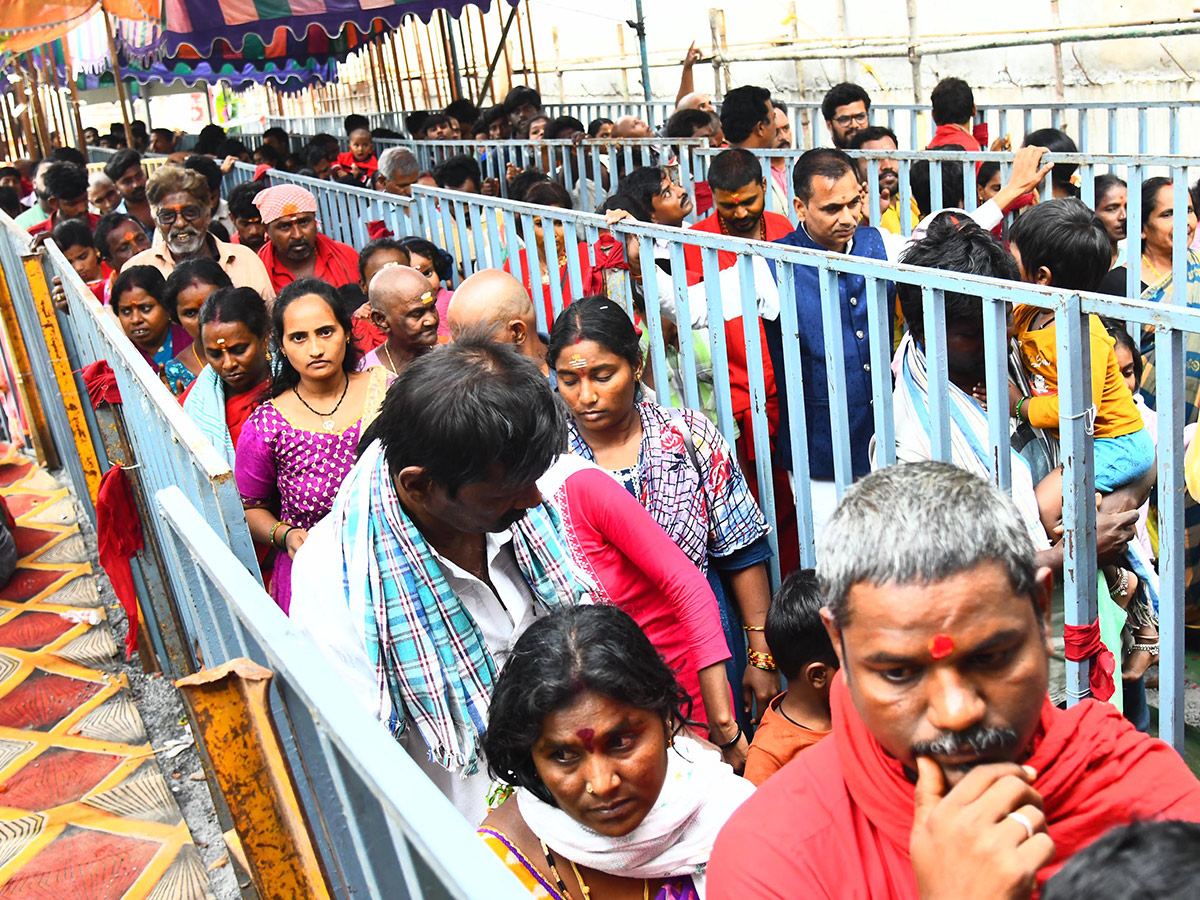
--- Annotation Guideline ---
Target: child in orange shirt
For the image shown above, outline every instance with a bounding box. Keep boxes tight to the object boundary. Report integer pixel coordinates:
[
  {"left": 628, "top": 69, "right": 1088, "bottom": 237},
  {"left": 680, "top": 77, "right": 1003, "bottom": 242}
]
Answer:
[
  {"left": 1006, "top": 200, "right": 1157, "bottom": 678},
  {"left": 335, "top": 128, "right": 378, "bottom": 184},
  {"left": 744, "top": 570, "right": 837, "bottom": 786}
]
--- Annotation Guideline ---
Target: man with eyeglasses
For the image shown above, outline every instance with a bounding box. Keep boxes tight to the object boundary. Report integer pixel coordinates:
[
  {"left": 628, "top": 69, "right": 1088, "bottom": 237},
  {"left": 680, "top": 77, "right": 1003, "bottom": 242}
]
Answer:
[
  {"left": 821, "top": 82, "right": 871, "bottom": 149},
  {"left": 123, "top": 165, "right": 275, "bottom": 301},
  {"left": 253, "top": 184, "right": 360, "bottom": 294}
]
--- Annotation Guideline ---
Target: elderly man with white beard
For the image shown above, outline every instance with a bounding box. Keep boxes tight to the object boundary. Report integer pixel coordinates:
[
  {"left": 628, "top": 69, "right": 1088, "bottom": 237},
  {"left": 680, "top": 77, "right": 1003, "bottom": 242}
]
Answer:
[{"left": 124, "top": 164, "right": 275, "bottom": 302}]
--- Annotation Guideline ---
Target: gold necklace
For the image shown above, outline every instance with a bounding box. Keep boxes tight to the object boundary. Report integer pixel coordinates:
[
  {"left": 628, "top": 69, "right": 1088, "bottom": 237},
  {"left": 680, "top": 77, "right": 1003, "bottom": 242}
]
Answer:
[
  {"left": 191, "top": 341, "right": 204, "bottom": 370},
  {"left": 380, "top": 342, "right": 398, "bottom": 375},
  {"left": 1142, "top": 253, "right": 1170, "bottom": 283}
]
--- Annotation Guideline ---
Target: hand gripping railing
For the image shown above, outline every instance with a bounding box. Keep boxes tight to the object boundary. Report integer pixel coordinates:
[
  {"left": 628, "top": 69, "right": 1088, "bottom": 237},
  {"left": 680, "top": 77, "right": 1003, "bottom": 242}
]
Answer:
[{"left": 397, "top": 182, "right": 1199, "bottom": 752}]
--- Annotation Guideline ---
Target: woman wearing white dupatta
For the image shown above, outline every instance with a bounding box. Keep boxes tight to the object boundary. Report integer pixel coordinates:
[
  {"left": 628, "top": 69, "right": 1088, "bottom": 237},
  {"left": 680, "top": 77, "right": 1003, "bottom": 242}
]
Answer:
[{"left": 479, "top": 605, "right": 753, "bottom": 900}]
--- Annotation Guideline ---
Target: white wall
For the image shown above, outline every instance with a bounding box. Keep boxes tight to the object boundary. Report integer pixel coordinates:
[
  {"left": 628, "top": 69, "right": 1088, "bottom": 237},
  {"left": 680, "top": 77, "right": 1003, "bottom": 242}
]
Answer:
[{"left": 526, "top": 0, "right": 1200, "bottom": 108}]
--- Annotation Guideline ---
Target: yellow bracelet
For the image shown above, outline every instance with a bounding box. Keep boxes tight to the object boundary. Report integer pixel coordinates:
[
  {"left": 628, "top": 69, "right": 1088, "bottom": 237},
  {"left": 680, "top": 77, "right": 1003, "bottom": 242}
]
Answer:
[
  {"left": 747, "top": 648, "right": 776, "bottom": 671},
  {"left": 269, "top": 520, "right": 291, "bottom": 548},
  {"left": 743, "top": 625, "right": 765, "bottom": 632}
]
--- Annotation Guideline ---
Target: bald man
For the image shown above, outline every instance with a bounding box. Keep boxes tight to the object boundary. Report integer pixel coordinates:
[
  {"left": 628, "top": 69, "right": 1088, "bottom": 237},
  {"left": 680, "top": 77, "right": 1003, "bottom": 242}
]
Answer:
[
  {"left": 446, "top": 269, "right": 551, "bottom": 379},
  {"left": 676, "top": 92, "right": 715, "bottom": 113},
  {"left": 613, "top": 115, "right": 654, "bottom": 139},
  {"left": 361, "top": 265, "right": 439, "bottom": 376}
]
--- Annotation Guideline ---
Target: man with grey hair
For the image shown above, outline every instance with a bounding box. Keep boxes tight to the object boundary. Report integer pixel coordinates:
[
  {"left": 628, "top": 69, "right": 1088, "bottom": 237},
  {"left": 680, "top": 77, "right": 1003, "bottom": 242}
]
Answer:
[
  {"left": 710, "top": 461, "right": 1200, "bottom": 900},
  {"left": 374, "top": 147, "right": 419, "bottom": 197},
  {"left": 123, "top": 164, "right": 274, "bottom": 298}
]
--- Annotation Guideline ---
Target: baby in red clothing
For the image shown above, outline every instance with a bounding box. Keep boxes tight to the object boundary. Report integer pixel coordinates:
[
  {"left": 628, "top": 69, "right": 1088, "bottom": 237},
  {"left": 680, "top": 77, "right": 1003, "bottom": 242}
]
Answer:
[{"left": 335, "top": 128, "right": 378, "bottom": 184}]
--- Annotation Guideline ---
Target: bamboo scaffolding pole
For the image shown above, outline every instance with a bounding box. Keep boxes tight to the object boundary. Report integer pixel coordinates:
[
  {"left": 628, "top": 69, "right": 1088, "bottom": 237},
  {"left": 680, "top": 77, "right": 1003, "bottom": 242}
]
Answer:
[
  {"left": 23, "top": 56, "right": 50, "bottom": 157},
  {"left": 514, "top": 3, "right": 530, "bottom": 84},
  {"left": 4, "top": 93, "right": 25, "bottom": 158},
  {"left": 460, "top": 15, "right": 479, "bottom": 104},
  {"left": 37, "top": 52, "right": 64, "bottom": 147},
  {"left": 366, "top": 41, "right": 386, "bottom": 113},
  {"left": 398, "top": 24, "right": 419, "bottom": 110},
  {"left": 411, "top": 21, "right": 431, "bottom": 108},
  {"left": 102, "top": 12, "right": 134, "bottom": 148},
  {"left": 525, "top": 0, "right": 541, "bottom": 94},
  {"left": 60, "top": 41, "right": 87, "bottom": 154},
  {"left": 387, "top": 31, "right": 410, "bottom": 112},
  {"left": 422, "top": 20, "right": 444, "bottom": 107},
  {"left": 476, "top": 6, "right": 495, "bottom": 105}
]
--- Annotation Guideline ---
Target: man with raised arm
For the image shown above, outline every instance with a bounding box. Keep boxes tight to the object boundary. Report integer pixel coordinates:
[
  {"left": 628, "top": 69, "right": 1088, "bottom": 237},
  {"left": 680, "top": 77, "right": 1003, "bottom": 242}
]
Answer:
[{"left": 709, "top": 461, "right": 1200, "bottom": 900}]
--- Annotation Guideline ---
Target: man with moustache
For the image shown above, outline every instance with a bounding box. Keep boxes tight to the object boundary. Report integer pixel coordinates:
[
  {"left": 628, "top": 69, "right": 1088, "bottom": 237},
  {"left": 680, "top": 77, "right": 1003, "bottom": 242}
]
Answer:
[
  {"left": 103, "top": 149, "right": 155, "bottom": 232},
  {"left": 289, "top": 340, "right": 587, "bottom": 825},
  {"left": 821, "top": 82, "right": 872, "bottom": 149},
  {"left": 359, "top": 265, "right": 440, "bottom": 377},
  {"left": 254, "top": 184, "right": 359, "bottom": 293},
  {"left": 848, "top": 125, "right": 914, "bottom": 234},
  {"left": 710, "top": 462, "right": 1200, "bottom": 900},
  {"left": 123, "top": 165, "right": 274, "bottom": 300}
]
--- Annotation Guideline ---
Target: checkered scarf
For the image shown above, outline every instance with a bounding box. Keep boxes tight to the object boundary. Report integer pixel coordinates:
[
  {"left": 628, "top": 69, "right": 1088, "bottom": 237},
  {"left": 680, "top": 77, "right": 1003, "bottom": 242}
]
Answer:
[{"left": 332, "top": 440, "right": 586, "bottom": 774}]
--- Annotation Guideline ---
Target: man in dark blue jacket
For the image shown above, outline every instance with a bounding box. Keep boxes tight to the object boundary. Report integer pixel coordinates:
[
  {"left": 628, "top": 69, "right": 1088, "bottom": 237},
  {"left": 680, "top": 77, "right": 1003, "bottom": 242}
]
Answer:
[{"left": 767, "top": 148, "right": 895, "bottom": 538}]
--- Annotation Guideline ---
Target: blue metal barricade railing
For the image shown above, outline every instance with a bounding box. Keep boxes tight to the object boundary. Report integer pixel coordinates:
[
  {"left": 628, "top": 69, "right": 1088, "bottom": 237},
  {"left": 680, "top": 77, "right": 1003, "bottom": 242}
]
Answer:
[
  {"left": 271, "top": 99, "right": 1200, "bottom": 154},
  {"left": 153, "top": 487, "right": 532, "bottom": 900},
  {"left": 28, "top": 228, "right": 264, "bottom": 673},
  {"left": 690, "top": 145, "right": 1200, "bottom": 299},
  {"left": 390, "top": 182, "right": 1198, "bottom": 753},
  {"left": 0, "top": 213, "right": 533, "bottom": 900}
]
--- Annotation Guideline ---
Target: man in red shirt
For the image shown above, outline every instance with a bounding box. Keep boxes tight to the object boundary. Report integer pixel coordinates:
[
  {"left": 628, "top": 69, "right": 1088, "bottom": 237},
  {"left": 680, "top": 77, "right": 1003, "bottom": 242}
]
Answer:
[
  {"left": 709, "top": 462, "right": 1200, "bottom": 900},
  {"left": 255, "top": 185, "right": 360, "bottom": 293},
  {"left": 27, "top": 163, "right": 98, "bottom": 238},
  {"left": 683, "top": 148, "right": 796, "bottom": 573},
  {"left": 927, "top": 77, "right": 984, "bottom": 151}
]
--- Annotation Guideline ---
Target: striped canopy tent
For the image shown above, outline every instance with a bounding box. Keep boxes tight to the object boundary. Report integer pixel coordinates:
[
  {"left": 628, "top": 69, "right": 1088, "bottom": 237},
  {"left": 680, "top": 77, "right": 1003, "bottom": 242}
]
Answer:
[
  {"left": 164, "top": 0, "right": 516, "bottom": 55},
  {"left": 57, "top": 15, "right": 354, "bottom": 92},
  {"left": 0, "top": 0, "right": 158, "bottom": 56},
  {"left": 71, "top": 55, "right": 338, "bottom": 92}
]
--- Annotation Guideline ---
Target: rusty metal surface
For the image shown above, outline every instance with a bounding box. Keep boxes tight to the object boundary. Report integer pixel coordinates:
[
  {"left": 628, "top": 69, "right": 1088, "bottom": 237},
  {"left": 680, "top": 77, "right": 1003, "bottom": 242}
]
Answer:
[{"left": 177, "top": 659, "right": 333, "bottom": 900}]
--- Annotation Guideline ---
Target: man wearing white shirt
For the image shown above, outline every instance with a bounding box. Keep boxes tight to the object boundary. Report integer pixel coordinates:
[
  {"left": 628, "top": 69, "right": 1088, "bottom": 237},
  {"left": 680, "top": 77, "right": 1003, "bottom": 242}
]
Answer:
[{"left": 290, "top": 341, "right": 588, "bottom": 825}]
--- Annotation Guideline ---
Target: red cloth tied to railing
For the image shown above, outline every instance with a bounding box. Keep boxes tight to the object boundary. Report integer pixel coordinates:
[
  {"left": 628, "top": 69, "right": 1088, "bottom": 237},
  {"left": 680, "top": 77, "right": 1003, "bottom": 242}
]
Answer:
[
  {"left": 96, "top": 466, "right": 143, "bottom": 660},
  {"left": 81, "top": 360, "right": 121, "bottom": 407},
  {"left": 1063, "top": 618, "right": 1116, "bottom": 701}
]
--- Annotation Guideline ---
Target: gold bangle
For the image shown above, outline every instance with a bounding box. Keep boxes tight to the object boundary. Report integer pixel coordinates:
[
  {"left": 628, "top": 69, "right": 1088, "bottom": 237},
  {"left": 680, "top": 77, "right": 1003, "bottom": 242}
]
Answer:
[
  {"left": 268, "top": 521, "right": 285, "bottom": 547},
  {"left": 747, "top": 648, "right": 776, "bottom": 671},
  {"left": 743, "top": 625, "right": 765, "bottom": 632}
]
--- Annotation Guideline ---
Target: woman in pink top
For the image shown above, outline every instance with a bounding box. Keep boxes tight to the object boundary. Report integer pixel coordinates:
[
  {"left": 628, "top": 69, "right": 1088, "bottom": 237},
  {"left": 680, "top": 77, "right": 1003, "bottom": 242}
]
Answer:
[{"left": 539, "top": 455, "right": 747, "bottom": 771}]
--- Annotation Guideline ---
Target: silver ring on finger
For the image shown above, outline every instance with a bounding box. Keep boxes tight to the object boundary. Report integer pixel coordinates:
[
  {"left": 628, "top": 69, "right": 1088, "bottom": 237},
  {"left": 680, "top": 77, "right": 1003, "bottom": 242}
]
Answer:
[{"left": 1006, "top": 810, "right": 1034, "bottom": 839}]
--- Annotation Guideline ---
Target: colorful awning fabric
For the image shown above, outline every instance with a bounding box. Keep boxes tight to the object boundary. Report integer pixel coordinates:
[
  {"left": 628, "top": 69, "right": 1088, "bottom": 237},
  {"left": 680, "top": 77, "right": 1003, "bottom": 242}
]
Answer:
[
  {"left": 163, "top": 0, "right": 515, "bottom": 55},
  {"left": 0, "top": 0, "right": 158, "bottom": 56},
  {"left": 75, "top": 55, "right": 338, "bottom": 91}
]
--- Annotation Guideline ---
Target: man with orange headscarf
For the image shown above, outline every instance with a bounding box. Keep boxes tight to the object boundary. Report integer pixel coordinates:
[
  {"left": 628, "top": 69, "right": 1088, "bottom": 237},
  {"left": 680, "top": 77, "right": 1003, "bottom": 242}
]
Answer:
[{"left": 254, "top": 185, "right": 360, "bottom": 294}]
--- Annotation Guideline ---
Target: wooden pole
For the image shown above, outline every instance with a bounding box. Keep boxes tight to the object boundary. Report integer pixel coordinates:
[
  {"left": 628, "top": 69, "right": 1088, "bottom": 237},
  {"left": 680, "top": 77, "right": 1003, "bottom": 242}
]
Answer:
[
  {"left": 14, "top": 90, "right": 33, "bottom": 158},
  {"left": 365, "top": 42, "right": 384, "bottom": 113},
  {"left": 459, "top": 15, "right": 478, "bottom": 105},
  {"left": 387, "top": 32, "right": 409, "bottom": 112},
  {"left": 398, "top": 25, "right": 418, "bottom": 110},
  {"left": 422, "top": 21, "right": 444, "bottom": 107},
  {"left": 102, "top": 12, "right": 135, "bottom": 148},
  {"left": 60, "top": 41, "right": 88, "bottom": 154},
  {"left": 498, "top": 1, "right": 514, "bottom": 97},
  {"left": 524, "top": 0, "right": 541, "bottom": 94},
  {"left": 43, "top": 46, "right": 75, "bottom": 149},
  {"left": 23, "top": 56, "right": 50, "bottom": 157},
  {"left": 37, "top": 51, "right": 64, "bottom": 148},
  {"left": 476, "top": 7, "right": 495, "bottom": 104},
  {"left": 411, "top": 20, "right": 431, "bottom": 108},
  {"left": 513, "top": 4, "right": 530, "bottom": 88},
  {"left": 375, "top": 39, "right": 397, "bottom": 113}
]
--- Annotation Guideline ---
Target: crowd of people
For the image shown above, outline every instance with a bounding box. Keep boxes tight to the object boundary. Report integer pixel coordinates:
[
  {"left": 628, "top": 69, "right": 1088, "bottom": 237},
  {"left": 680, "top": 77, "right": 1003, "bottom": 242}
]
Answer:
[{"left": 5, "top": 60, "right": 1200, "bottom": 900}]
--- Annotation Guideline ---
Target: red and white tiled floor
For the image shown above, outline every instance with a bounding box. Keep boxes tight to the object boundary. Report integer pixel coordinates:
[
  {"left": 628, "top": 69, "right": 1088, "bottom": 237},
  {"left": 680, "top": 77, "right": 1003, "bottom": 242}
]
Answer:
[{"left": 0, "top": 443, "right": 210, "bottom": 900}]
